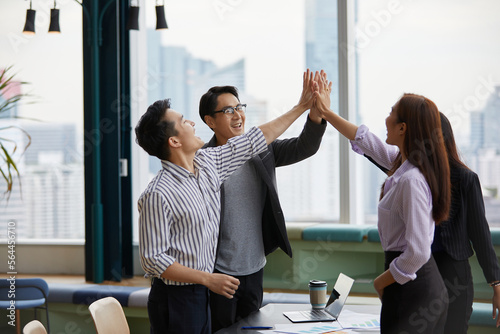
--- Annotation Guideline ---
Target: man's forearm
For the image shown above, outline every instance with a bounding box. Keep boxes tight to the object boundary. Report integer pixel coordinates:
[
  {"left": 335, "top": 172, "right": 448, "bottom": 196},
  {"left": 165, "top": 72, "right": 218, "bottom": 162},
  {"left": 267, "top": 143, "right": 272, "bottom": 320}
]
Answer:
[
  {"left": 258, "top": 104, "right": 307, "bottom": 145},
  {"left": 161, "top": 262, "right": 210, "bottom": 285},
  {"left": 160, "top": 262, "right": 240, "bottom": 299}
]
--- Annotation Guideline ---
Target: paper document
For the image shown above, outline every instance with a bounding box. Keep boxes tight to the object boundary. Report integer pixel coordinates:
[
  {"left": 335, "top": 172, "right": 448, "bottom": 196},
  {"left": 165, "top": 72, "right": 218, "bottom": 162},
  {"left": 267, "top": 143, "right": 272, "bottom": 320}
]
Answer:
[
  {"left": 271, "top": 322, "right": 343, "bottom": 333},
  {"left": 337, "top": 310, "right": 380, "bottom": 330}
]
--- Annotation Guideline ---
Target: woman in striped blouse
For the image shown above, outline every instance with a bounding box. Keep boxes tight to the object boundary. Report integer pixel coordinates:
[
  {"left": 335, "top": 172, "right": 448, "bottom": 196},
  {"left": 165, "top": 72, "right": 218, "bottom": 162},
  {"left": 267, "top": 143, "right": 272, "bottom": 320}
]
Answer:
[
  {"left": 364, "top": 112, "right": 500, "bottom": 332},
  {"left": 313, "top": 76, "right": 450, "bottom": 333}
]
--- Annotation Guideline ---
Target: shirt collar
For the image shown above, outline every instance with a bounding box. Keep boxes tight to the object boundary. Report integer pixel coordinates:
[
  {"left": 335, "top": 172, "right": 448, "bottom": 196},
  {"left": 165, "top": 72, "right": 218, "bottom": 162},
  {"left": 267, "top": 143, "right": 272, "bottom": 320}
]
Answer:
[
  {"left": 390, "top": 159, "right": 414, "bottom": 184},
  {"left": 161, "top": 160, "right": 193, "bottom": 181},
  {"left": 384, "top": 159, "right": 415, "bottom": 192}
]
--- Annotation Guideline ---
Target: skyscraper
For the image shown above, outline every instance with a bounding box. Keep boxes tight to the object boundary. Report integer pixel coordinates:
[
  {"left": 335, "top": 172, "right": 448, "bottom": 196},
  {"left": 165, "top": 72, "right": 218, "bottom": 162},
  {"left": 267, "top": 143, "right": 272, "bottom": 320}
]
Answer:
[
  {"left": 468, "top": 85, "right": 500, "bottom": 225},
  {"left": 276, "top": 0, "right": 341, "bottom": 222},
  {"left": 305, "top": 0, "right": 339, "bottom": 112},
  {"left": 0, "top": 123, "right": 84, "bottom": 239},
  {"left": 470, "top": 110, "right": 484, "bottom": 152},
  {"left": 145, "top": 34, "right": 266, "bottom": 178},
  {"left": 481, "top": 86, "right": 500, "bottom": 151}
]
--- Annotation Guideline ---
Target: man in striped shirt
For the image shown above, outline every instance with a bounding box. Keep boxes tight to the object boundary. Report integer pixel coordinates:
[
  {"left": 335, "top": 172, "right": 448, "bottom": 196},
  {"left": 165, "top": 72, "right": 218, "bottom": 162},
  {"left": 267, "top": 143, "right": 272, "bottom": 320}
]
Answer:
[{"left": 135, "top": 75, "right": 315, "bottom": 334}]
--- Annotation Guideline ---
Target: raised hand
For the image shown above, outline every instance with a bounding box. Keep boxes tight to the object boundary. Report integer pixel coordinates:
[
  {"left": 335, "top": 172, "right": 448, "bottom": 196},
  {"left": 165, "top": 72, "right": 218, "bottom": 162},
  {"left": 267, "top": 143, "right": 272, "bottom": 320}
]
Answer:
[
  {"left": 312, "top": 70, "right": 333, "bottom": 118},
  {"left": 297, "top": 69, "right": 316, "bottom": 110},
  {"left": 310, "top": 70, "right": 358, "bottom": 140}
]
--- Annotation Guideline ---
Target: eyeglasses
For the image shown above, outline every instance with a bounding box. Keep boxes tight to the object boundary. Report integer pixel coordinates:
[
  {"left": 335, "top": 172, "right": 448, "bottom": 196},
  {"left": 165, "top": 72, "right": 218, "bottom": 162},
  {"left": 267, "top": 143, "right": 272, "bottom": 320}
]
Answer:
[{"left": 213, "top": 104, "right": 247, "bottom": 116}]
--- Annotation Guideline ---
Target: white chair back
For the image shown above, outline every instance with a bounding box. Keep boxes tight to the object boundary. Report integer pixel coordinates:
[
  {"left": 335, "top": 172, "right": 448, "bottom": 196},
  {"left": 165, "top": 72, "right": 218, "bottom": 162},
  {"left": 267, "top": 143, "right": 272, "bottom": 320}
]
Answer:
[
  {"left": 23, "top": 320, "right": 47, "bottom": 334},
  {"left": 88, "top": 297, "right": 130, "bottom": 334}
]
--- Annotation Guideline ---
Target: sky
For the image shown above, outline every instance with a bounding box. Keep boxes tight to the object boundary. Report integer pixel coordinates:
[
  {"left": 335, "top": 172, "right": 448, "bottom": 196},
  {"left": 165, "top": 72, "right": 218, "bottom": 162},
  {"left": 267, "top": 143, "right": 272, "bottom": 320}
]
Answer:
[
  {"left": 355, "top": 0, "right": 500, "bottom": 140},
  {"left": 1, "top": 0, "right": 499, "bottom": 227},
  {"left": 143, "top": 0, "right": 500, "bottom": 142},
  {"left": 143, "top": 0, "right": 307, "bottom": 113},
  {"left": 1, "top": 0, "right": 500, "bottom": 145}
]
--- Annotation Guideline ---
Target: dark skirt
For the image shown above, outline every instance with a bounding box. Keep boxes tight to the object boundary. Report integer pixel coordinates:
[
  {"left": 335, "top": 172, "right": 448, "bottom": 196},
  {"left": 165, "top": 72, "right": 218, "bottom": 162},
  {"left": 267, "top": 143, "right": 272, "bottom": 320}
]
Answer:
[{"left": 380, "top": 251, "right": 448, "bottom": 334}]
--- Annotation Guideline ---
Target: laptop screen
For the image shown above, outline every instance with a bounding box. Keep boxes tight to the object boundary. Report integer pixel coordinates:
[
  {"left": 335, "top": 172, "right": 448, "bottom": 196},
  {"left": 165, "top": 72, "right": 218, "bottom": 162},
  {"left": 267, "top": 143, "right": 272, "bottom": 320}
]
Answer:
[{"left": 324, "top": 273, "right": 355, "bottom": 318}]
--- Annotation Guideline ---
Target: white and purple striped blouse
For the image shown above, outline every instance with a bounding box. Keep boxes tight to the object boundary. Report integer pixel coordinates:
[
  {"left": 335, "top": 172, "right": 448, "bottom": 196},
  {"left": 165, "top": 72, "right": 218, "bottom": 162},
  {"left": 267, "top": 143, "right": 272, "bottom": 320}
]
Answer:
[{"left": 351, "top": 125, "right": 434, "bottom": 284}]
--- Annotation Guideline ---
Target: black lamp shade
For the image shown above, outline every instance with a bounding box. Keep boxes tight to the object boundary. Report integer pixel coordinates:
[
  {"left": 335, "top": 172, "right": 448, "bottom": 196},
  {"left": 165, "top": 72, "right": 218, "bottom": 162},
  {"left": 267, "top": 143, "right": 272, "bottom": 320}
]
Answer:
[
  {"left": 49, "top": 8, "right": 61, "bottom": 33},
  {"left": 155, "top": 5, "right": 168, "bottom": 30},
  {"left": 23, "top": 9, "right": 36, "bottom": 34},
  {"left": 126, "top": 6, "right": 139, "bottom": 30}
]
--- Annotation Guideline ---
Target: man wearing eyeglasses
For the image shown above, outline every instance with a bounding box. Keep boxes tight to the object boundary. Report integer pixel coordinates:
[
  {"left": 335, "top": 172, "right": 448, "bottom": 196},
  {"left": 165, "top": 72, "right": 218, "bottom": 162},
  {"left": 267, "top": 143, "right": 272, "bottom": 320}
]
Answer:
[
  {"left": 136, "top": 71, "right": 321, "bottom": 333},
  {"left": 199, "top": 71, "right": 327, "bottom": 332}
]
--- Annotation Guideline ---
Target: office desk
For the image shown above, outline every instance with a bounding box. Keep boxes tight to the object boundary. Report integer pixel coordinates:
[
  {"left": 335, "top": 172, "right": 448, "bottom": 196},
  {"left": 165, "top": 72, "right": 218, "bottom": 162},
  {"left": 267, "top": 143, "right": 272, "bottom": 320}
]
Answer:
[{"left": 215, "top": 303, "right": 381, "bottom": 334}]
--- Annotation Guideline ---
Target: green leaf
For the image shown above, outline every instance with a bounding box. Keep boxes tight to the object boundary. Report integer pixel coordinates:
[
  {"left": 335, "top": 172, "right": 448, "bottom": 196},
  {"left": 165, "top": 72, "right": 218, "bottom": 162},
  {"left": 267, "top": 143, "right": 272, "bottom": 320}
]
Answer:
[{"left": 0, "top": 65, "right": 34, "bottom": 198}]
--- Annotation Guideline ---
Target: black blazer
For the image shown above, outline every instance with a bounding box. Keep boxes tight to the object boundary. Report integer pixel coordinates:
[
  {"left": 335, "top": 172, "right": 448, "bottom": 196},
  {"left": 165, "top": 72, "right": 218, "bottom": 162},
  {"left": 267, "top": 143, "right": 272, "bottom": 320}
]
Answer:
[
  {"left": 204, "top": 116, "right": 326, "bottom": 258},
  {"left": 438, "top": 166, "right": 500, "bottom": 282},
  {"left": 365, "top": 155, "right": 500, "bottom": 283}
]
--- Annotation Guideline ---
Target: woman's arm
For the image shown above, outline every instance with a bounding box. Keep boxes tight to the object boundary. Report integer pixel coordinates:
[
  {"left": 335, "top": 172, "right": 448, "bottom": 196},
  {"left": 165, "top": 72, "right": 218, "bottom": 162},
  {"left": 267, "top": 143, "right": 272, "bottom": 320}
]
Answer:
[
  {"left": 312, "top": 71, "right": 358, "bottom": 140},
  {"left": 389, "top": 177, "right": 434, "bottom": 284},
  {"left": 312, "top": 71, "right": 397, "bottom": 169},
  {"left": 374, "top": 269, "right": 396, "bottom": 300}
]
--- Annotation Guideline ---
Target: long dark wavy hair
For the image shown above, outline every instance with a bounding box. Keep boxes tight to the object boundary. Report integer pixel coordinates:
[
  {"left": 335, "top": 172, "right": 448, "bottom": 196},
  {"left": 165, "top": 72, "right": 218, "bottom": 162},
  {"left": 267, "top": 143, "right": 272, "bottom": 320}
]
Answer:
[
  {"left": 440, "top": 112, "right": 470, "bottom": 171},
  {"left": 382, "top": 93, "right": 451, "bottom": 224}
]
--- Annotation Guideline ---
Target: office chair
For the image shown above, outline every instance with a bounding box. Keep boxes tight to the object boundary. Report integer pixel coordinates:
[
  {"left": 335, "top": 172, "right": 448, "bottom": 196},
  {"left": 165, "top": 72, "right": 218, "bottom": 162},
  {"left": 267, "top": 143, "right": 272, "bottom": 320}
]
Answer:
[
  {"left": 23, "top": 320, "right": 48, "bottom": 334},
  {"left": 0, "top": 278, "right": 50, "bottom": 334},
  {"left": 89, "top": 296, "right": 130, "bottom": 334}
]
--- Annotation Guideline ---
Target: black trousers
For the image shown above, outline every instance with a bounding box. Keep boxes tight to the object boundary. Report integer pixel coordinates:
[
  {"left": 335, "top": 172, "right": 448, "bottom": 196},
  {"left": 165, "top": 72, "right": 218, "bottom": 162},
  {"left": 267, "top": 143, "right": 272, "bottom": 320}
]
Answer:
[
  {"left": 210, "top": 268, "right": 264, "bottom": 333},
  {"left": 381, "top": 251, "right": 448, "bottom": 334},
  {"left": 148, "top": 278, "right": 211, "bottom": 334},
  {"left": 433, "top": 251, "right": 473, "bottom": 334}
]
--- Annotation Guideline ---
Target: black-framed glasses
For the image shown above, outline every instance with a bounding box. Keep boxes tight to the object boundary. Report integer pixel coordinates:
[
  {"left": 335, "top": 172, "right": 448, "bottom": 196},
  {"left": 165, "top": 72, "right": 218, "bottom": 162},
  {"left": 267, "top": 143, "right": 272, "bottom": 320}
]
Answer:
[{"left": 213, "top": 104, "right": 247, "bottom": 115}]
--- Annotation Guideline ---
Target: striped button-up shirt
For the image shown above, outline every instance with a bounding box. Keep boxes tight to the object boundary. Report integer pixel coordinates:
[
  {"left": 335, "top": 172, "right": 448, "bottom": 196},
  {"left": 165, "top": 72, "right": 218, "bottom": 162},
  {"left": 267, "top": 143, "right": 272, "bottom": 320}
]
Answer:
[
  {"left": 351, "top": 125, "right": 434, "bottom": 284},
  {"left": 138, "top": 127, "right": 267, "bottom": 285}
]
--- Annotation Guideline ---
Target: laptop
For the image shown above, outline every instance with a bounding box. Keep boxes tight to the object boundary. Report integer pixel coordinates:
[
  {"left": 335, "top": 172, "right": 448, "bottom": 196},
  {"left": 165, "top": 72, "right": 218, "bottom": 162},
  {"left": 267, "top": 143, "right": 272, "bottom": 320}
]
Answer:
[{"left": 283, "top": 273, "right": 355, "bottom": 323}]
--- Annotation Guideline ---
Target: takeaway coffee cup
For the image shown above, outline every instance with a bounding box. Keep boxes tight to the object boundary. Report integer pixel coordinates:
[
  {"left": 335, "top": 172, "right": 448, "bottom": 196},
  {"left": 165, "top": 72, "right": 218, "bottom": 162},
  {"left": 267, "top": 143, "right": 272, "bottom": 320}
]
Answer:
[{"left": 309, "top": 280, "right": 327, "bottom": 309}]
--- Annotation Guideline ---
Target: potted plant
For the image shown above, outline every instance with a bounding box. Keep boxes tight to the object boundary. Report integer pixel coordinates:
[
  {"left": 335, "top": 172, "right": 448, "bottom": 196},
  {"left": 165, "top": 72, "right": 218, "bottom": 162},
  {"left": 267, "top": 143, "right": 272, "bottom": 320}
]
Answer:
[{"left": 0, "top": 65, "right": 32, "bottom": 199}]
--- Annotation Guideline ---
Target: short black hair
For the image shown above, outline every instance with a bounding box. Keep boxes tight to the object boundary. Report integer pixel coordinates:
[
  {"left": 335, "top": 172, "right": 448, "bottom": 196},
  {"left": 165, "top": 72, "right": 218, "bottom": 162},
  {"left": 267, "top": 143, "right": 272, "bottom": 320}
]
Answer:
[
  {"left": 135, "top": 99, "right": 177, "bottom": 160},
  {"left": 199, "top": 86, "right": 239, "bottom": 123}
]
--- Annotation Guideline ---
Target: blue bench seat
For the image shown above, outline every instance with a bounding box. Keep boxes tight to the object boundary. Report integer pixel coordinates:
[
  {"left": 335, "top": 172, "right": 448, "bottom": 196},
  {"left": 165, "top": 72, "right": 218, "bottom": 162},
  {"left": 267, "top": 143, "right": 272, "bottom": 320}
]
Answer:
[
  {"left": 302, "top": 224, "right": 374, "bottom": 242},
  {"left": 48, "top": 283, "right": 149, "bottom": 307}
]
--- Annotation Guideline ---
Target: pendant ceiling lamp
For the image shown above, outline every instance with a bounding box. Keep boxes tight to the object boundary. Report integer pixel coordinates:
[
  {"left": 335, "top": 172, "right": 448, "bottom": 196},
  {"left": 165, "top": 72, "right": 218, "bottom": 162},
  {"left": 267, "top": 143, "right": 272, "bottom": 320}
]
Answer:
[
  {"left": 48, "top": 1, "right": 61, "bottom": 33},
  {"left": 126, "top": 0, "right": 139, "bottom": 30},
  {"left": 23, "top": 0, "right": 36, "bottom": 35},
  {"left": 156, "top": 1, "right": 168, "bottom": 30}
]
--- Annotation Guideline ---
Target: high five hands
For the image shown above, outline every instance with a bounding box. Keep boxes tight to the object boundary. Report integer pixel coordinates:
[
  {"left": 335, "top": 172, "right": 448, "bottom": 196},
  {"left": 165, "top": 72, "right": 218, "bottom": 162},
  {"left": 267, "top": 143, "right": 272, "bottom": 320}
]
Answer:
[
  {"left": 298, "top": 69, "right": 332, "bottom": 112},
  {"left": 309, "top": 70, "right": 333, "bottom": 120}
]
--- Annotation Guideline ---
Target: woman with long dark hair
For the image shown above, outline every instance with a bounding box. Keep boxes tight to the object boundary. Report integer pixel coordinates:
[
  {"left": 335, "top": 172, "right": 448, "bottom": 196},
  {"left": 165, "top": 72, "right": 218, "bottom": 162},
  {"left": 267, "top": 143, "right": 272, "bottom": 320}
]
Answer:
[
  {"left": 313, "top": 75, "right": 450, "bottom": 333},
  {"left": 432, "top": 113, "right": 500, "bottom": 332}
]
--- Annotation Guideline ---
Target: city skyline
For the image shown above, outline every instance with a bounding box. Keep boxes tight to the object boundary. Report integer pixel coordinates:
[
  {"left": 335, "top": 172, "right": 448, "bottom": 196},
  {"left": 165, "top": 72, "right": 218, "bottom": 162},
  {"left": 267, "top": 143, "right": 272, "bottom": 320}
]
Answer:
[
  {"left": 1, "top": 0, "right": 500, "bottom": 239},
  {"left": 2, "top": 1, "right": 500, "bottom": 134}
]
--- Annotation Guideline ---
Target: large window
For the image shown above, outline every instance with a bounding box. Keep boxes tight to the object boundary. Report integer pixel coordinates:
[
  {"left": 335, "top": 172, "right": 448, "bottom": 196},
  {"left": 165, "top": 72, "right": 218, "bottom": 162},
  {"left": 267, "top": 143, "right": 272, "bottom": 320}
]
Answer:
[
  {"left": 131, "top": 0, "right": 342, "bottom": 239},
  {"left": 0, "top": 0, "right": 496, "bottom": 260},
  {"left": 2, "top": 0, "right": 497, "bottom": 246},
  {"left": 355, "top": 0, "right": 500, "bottom": 226},
  {"left": 131, "top": 0, "right": 500, "bottom": 237},
  {"left": 0, "top": 1, "right": 84, "bottom": 241}
]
